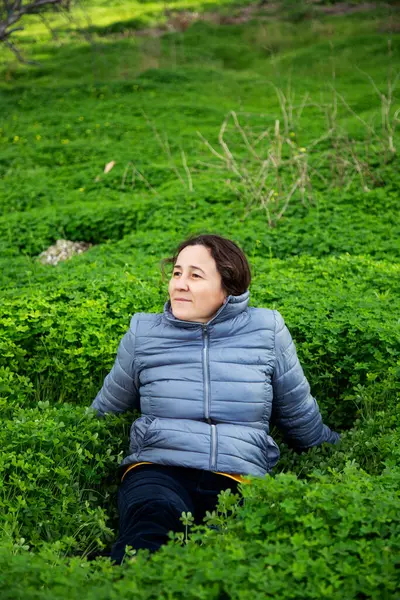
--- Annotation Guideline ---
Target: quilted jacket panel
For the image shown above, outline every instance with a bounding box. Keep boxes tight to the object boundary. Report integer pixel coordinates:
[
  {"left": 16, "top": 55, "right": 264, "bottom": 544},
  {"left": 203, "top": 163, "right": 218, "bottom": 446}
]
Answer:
[{"left": 91, "top": 291, "right": 339, "bottom": 476}]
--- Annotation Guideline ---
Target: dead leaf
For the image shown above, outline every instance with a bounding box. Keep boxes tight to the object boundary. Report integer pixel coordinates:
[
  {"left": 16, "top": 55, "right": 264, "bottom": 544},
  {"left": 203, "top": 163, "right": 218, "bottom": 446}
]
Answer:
[{"left": 104, "top": 160, "right": 116, "bottom": 174}]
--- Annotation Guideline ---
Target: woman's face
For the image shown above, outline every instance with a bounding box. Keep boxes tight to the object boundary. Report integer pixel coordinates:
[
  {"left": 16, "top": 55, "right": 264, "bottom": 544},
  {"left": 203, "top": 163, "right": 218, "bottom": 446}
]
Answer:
[{"left": 168, "top": 244, "right": 227, "bottom": 323}]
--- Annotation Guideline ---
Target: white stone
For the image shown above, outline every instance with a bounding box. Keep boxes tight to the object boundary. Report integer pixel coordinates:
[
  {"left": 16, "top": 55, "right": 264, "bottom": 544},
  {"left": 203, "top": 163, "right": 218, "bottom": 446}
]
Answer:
[{"left": 37, "top": 239, "right": 93, "bottom": 266}]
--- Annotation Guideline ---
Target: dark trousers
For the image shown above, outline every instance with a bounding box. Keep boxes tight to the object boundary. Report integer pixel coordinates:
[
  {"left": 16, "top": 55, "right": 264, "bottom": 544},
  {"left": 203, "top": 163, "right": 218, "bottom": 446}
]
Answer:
[{"left": 110, "top": 464, "right": 240, "bottom": 564}]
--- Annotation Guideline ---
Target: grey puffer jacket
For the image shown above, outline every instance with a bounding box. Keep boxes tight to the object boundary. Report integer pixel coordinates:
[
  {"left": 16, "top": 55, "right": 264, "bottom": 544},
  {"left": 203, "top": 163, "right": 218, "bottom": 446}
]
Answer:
[{"left": 91, "top": 291, "right": 339, "bottom": 477}]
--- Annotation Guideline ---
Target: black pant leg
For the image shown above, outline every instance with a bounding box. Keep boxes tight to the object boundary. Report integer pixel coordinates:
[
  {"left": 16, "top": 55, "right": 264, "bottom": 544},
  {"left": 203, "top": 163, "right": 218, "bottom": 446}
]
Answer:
[
  {"left": 193, "top": 472, "right": 240, "bottom": 523},
  {"left": 110, "top": 466, "right": 196, "bottom": 564}
]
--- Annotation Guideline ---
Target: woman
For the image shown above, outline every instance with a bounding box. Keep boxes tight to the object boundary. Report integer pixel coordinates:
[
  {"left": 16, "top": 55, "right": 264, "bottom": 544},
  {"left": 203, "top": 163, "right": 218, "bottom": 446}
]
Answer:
[{"left": 90, "top": 234, "right": 339, "bottom": 564}]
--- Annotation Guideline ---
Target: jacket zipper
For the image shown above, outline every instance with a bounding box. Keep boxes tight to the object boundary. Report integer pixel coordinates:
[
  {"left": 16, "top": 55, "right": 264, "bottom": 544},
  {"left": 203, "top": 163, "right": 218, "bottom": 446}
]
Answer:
[
  {"left": 202, "top": 325, "right": 217, "bottom": 470},
  {"left": 202, "top": 325, "right": 211, "bottom": 421},
  {"left": 210, "top": 424, "right": 217, "bottom": 471}
]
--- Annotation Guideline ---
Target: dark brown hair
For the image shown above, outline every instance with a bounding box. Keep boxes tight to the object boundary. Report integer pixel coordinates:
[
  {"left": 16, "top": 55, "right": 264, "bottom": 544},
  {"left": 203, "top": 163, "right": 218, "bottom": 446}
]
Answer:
[{"left": 161, "top": 234, "right": 251, "bottom": 296}]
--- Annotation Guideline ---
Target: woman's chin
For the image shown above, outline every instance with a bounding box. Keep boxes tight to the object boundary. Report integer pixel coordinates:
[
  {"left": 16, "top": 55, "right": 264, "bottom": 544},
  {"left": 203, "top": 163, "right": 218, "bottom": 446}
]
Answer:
[
  {"left": 172, "top": 306, "right": 200, "bottom": 322},
  {"left": 172, "top": 306, "right": 191, "bottom": 319}
]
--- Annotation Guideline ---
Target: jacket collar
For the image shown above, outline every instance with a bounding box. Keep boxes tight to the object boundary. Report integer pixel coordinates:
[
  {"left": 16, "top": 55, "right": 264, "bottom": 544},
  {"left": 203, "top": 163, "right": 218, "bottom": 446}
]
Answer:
[{"left": 163, "top": 290, "right": 250, "bottom": 328}]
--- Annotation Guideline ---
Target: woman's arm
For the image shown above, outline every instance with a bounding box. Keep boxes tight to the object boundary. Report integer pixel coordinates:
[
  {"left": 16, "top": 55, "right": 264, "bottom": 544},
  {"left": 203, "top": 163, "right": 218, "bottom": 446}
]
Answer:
[
  {"left": 271, "top": 310, "right": 339, "bottom": 450},
  {"left": 90, "top": 314, "right": 140, "bottom": 417}
]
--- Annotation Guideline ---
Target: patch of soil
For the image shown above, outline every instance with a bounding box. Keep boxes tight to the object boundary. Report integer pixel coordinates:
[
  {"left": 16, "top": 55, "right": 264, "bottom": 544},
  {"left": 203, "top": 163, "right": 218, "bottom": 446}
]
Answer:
[
  {"left": 315, "top": 2, "right": 381, "bottom": 17},
  {"left": 378, "top": 18, "right": 400, "bottom": 33},
  {"left": 109, "top": 1, "right": 394, "bottom": 40}
]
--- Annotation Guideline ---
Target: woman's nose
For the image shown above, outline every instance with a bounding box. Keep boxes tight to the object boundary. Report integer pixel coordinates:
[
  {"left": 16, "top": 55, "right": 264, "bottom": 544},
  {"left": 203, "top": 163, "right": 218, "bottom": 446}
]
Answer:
[{"left": 176, "top": 276, "right": 189, "bottom": 290}]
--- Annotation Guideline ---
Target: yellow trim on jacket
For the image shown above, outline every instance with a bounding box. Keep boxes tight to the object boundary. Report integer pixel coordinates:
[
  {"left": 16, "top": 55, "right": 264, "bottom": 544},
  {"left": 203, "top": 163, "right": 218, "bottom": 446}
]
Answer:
[{"left": 120, "top": 462, "right": 249, "bottom": 484}]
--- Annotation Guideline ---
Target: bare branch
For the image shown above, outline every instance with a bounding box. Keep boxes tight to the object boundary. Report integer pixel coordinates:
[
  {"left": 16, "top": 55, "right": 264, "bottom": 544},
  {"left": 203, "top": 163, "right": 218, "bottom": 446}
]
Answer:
[
  {"left": 1, "top": 0, "right": 70, "bottom": 61},
  {"left": 6, "top": 26, "right": 24, "bottom": 34},
  {"left": 3, "top": 37, "right": 39, "bottom": 64},
  {"left": 38, "top": 11, "right": 59, "bottom": 40}
]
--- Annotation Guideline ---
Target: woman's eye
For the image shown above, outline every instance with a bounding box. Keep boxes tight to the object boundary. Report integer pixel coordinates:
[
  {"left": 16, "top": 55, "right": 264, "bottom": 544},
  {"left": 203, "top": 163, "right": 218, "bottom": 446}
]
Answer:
[{"left": 173, "top": 271, "right": 201, "bottom": 278}]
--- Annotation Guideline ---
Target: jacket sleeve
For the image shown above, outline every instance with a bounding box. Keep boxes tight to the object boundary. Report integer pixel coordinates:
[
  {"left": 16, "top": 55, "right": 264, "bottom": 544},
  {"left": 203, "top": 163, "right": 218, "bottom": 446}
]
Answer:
[
  {"left": 271, "top": 310, "right": 340, "bottom": 450},
  {"left": 90, "top": 314, "right": 140, "bottom": 417}
]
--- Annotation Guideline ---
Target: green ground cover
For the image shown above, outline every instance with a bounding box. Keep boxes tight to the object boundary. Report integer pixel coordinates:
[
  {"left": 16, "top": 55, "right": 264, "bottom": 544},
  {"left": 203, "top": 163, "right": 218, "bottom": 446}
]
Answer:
[{"left": 1, "top": 1, "right": 400, "bottom": 597}]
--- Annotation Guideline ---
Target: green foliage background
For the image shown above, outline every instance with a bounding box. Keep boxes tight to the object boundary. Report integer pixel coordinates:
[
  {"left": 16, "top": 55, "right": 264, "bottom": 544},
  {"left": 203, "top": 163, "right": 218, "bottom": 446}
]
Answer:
[{"left": 0, "top": 0, "right": 400, "bottom": 597}]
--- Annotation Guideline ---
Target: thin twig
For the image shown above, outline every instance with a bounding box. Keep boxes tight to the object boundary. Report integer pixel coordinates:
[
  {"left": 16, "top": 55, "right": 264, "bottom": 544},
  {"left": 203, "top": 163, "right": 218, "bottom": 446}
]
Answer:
[
  {"left": 231, "top": 111, "right": 261, "bottom": 161},
  {"left": 141, "top": 109, "right": 188, "bottom": 189},
  {"left": 253, "top": 129, "right": 270, "bottom": 147},
  {"left": 121, "top": 161, "right": 157, "bottom": 194},
  {"left": 331, "top": 85, "right": 377, "bottom": 138},
  {"left": 297, "top": 92, "right": 309, "bottom": 122},
  {"left": 38, "top": 12, "right": 59, "bottom": 40},
  {"left": 197, "top": 131, "right": 226, "bottom": 162},
  {"left": 181, "top": 149, "right": 193, "bottom": 192},
  {"left": 276, "top": 180, "right": 299, "bottom": 221},
  {"left": 218, "top": 117, "right": 243, "bottom": 180},
  {"left": 3, "top": 38, "right": 39, "bottom": 64}
]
